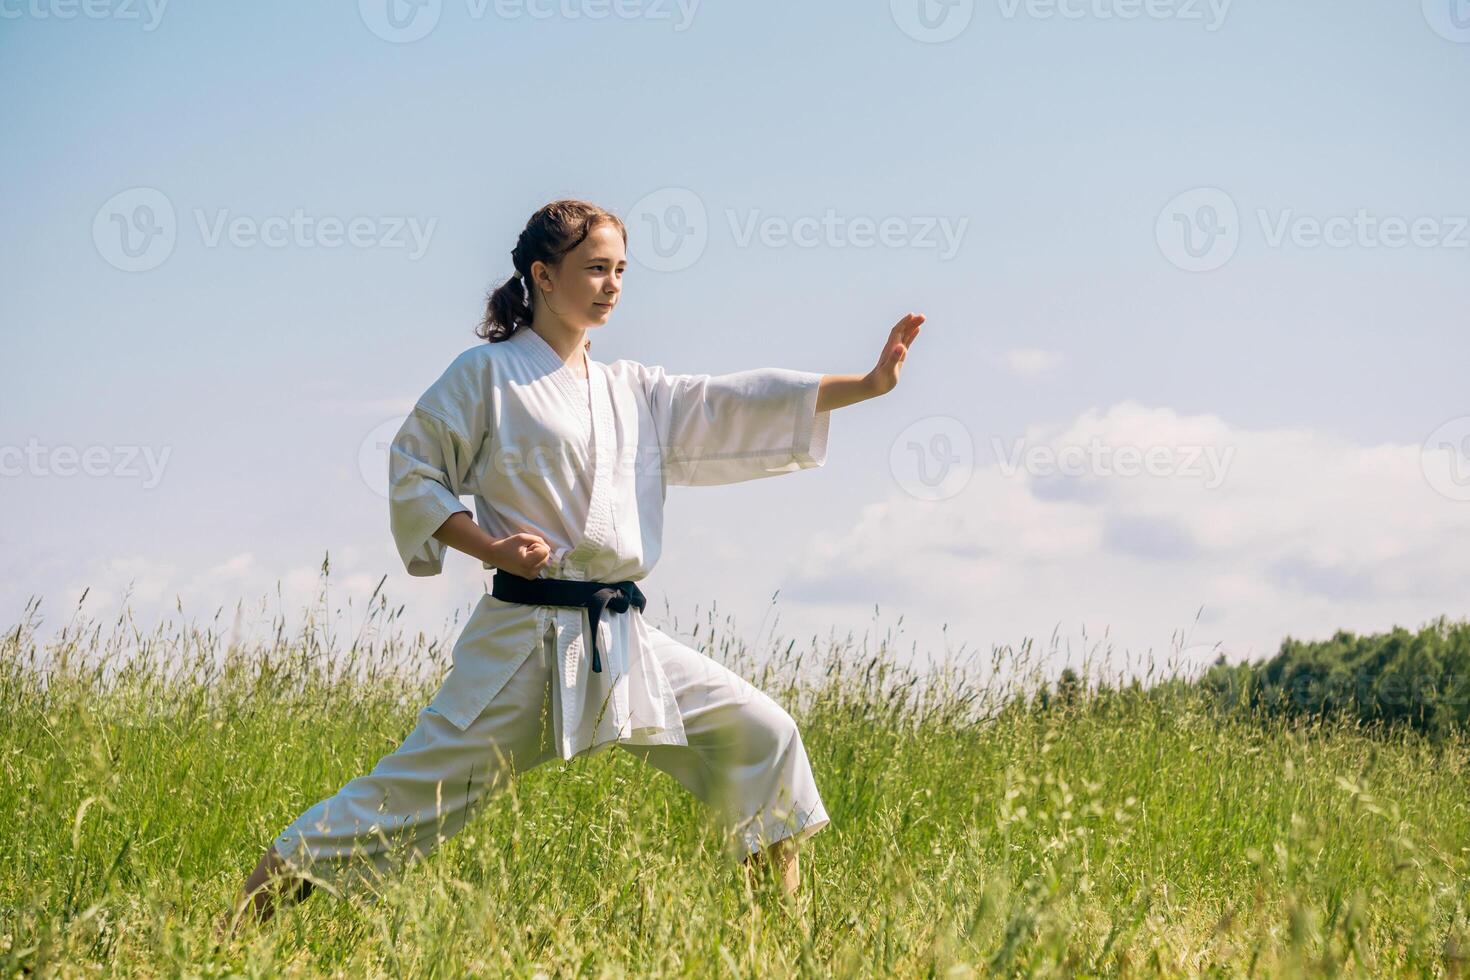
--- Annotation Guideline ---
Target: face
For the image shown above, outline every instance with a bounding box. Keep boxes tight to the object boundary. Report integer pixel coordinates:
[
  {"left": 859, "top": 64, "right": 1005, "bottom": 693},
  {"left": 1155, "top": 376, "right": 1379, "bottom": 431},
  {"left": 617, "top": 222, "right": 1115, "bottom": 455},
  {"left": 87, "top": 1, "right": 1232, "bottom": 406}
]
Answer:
[{"left": 531, "top": 221, "right": 625, "bottom": 330}]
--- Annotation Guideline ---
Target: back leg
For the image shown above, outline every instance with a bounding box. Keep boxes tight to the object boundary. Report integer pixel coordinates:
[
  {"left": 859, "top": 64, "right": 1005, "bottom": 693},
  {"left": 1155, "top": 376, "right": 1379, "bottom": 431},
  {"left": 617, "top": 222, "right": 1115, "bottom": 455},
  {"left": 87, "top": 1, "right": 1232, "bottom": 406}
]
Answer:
[{"left": 225, "top": 635, "right": 558, "bottom": 932}]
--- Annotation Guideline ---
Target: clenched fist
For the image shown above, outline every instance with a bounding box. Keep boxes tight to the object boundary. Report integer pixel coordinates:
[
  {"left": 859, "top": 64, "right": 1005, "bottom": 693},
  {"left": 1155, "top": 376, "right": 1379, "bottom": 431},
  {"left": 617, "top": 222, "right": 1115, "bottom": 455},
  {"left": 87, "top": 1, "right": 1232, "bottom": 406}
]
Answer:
[{"left": 492, "top": 532, "right": 552, "bottom": 579}]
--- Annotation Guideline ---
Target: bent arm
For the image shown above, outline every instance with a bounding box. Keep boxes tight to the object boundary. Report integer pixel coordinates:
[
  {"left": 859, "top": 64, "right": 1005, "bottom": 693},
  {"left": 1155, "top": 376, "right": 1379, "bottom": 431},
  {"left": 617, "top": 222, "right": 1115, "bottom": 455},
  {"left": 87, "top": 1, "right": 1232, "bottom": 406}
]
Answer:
[
  {"left": 388, "top": 347, "right": 497, "bottom": 576},
  {"left": 430, "top": 511, "right": 504, "bottom": 568}
]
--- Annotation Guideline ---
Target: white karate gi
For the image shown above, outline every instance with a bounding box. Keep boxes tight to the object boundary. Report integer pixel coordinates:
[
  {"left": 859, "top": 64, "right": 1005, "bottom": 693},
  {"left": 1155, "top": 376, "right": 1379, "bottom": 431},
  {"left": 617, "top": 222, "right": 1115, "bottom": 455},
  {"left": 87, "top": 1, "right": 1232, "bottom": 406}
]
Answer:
[{"left": 273, "top": 326, "right": 833, "bottom": 898}]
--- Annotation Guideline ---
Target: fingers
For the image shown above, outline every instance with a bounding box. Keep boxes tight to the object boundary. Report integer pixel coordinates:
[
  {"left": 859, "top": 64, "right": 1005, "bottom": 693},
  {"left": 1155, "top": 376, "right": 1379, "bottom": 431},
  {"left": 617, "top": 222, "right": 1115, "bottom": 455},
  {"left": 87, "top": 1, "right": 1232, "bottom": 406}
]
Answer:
[
  {"left": 513, "top": 531, "right": 551, "bottom": 551},
  {"left": 891, "top": 313, "right": 925, "bottom": 341}
]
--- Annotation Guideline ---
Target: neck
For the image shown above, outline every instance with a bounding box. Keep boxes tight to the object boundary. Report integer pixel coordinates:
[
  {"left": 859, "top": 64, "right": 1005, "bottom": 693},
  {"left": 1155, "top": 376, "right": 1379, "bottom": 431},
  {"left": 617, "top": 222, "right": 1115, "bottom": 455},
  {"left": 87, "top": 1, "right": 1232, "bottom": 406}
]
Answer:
[{"left": 528, "top": 310, "right": 587, "bottom": 366}]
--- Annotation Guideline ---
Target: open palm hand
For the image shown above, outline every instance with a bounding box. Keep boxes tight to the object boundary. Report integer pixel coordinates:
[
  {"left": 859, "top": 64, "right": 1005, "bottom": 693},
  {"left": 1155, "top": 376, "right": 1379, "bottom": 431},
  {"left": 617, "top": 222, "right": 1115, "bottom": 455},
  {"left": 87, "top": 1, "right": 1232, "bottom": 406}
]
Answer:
[{"left": 868, "top": 313, "right": 924, "bottom": 396}]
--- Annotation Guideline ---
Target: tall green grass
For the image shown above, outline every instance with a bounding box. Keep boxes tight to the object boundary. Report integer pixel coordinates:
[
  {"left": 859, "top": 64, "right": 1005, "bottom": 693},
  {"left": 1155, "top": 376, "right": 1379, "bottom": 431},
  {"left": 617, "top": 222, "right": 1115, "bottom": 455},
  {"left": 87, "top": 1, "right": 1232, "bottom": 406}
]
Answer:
[{"left": 3, "top": 574, "right": 1469, "bottom": 977}]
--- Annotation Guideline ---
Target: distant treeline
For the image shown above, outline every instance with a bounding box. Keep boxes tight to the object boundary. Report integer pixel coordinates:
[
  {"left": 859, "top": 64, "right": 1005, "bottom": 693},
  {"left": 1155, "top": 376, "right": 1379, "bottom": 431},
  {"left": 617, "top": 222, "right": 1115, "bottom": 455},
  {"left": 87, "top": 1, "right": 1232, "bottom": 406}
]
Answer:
[
  {"left": 1193, "top": 616, "right": 1470, "bottom": 738},
  {"left": 1030, "top": 616, "right": 1470, "bottom": 739}
]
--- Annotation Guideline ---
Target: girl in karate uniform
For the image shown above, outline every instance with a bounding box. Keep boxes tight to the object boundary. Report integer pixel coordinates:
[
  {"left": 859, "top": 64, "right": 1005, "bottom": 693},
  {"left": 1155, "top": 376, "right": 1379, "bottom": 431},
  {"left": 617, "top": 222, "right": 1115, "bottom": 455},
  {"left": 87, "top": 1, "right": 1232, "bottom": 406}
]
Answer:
[{"left": 225, "top": 199, "right": 923, "bottom": 932}]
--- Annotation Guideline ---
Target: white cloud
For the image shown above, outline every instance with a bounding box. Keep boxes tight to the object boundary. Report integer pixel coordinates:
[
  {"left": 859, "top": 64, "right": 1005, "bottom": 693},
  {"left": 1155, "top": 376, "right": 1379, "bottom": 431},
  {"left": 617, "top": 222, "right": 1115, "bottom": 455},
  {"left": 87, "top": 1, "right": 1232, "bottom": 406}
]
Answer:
[
  {"left": 779, "top": 401, "right": 1470, "bottom": 681},
  {"left": 997, "top": 347, "right": 1061, "bottom": 377}
]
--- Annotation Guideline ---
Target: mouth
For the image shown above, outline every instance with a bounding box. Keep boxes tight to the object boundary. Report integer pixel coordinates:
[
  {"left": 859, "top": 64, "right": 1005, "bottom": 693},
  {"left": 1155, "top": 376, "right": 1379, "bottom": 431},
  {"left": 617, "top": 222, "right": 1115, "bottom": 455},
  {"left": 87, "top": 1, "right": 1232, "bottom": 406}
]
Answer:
[{"left": 594, "top": 302, "right": 615, "bottom": 311}]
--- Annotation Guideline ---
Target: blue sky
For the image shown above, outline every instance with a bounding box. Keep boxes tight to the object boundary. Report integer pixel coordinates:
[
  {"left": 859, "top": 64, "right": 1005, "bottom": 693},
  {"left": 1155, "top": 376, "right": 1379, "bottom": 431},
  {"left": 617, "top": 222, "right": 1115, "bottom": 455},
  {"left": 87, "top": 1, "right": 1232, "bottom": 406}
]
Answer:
[{"left": 4, "top": 0, "right": 1468, "bottom": 683}]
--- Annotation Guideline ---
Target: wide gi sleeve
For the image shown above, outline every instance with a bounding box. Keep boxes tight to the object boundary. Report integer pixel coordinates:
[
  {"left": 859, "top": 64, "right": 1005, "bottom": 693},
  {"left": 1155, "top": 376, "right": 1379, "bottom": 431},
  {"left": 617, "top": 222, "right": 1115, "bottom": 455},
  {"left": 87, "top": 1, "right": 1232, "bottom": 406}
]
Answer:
[
  {"left": 388, "top": 349, "right": 494, "bottom": 576},
  {"left": 638, "top": 362, "right": 831, "bottom": 486}
]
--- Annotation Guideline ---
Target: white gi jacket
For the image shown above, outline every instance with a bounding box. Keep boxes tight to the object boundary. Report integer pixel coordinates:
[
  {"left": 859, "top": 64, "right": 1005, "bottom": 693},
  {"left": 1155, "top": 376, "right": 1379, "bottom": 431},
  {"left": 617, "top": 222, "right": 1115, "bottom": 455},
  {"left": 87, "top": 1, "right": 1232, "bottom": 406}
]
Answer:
[{"left": 388, "top": 325, "right": 831, "bottom": 760}]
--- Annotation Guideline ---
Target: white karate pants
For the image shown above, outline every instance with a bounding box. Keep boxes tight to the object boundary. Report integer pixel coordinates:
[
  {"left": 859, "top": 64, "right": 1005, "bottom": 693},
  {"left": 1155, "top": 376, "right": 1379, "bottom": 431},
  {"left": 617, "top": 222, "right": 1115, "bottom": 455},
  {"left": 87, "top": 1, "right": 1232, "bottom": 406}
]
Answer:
[{"left": 272, "top": 620, "right": 830, "bottom": 900}]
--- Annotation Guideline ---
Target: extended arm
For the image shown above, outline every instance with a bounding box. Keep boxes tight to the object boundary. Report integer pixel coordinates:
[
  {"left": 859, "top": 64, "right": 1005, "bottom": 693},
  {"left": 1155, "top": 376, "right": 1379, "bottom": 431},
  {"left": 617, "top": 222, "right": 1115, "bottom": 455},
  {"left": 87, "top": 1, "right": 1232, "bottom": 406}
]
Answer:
[
  {"left": 816, "top": 374, "right": 878, "bottom": 413},
  {"left": 815, "top": 313, "right": 924, "bottom": 413},
  {"left": 640, "top": 312, "right": 925, "bottom": 486}
]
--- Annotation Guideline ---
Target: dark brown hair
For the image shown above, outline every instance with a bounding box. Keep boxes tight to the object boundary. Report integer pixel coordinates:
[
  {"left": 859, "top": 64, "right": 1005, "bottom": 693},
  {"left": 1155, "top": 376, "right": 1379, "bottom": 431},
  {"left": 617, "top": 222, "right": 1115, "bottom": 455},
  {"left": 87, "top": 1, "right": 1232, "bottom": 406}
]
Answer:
[{"left": 478, "top": 199, "right": 628, "bottom": 345}]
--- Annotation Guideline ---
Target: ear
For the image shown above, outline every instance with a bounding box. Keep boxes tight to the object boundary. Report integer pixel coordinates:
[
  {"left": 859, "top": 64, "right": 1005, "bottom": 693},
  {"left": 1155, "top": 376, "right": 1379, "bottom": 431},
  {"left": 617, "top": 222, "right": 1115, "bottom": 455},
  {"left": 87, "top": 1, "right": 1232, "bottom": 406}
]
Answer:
[{"left": 530, "top": 259, "right": 553, "bottom": 291}]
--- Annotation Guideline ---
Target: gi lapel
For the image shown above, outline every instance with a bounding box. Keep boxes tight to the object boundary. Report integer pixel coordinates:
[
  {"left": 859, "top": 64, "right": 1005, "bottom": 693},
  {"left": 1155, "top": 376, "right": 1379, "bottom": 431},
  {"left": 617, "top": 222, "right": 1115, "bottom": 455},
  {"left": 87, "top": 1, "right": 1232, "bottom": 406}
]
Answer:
[{"left": 568, "top": 358, "right": 615, "bottom": 562}]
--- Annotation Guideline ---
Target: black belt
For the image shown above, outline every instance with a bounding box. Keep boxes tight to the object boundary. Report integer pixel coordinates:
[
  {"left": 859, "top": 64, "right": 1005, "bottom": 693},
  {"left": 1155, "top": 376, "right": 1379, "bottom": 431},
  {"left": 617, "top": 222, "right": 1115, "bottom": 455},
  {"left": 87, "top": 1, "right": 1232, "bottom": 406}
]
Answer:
[{"left": 491, "top": 571, "right": 646, "bottom": 674}]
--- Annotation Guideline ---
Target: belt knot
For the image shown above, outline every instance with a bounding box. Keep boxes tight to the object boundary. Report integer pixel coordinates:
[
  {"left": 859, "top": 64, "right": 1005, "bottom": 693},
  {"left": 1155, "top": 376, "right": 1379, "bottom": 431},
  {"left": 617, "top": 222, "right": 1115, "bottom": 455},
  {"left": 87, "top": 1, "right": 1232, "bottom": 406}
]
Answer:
[{"left": 491, "top": 572, "right": 646, "bottom": 673}]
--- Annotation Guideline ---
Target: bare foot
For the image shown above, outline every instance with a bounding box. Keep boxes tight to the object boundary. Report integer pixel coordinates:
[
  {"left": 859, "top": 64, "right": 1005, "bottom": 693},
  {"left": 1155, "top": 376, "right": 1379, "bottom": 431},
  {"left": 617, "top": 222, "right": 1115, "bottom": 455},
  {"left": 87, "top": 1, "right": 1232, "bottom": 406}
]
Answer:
[
  {"left": 221, "top": 843, "right": 314, "bottom": 941},
  {"left": 743, "top": 838, "right": 800, "bottom": 901},
  {"left": 213, "top": 908, "right": 245, "bottom": 947}
]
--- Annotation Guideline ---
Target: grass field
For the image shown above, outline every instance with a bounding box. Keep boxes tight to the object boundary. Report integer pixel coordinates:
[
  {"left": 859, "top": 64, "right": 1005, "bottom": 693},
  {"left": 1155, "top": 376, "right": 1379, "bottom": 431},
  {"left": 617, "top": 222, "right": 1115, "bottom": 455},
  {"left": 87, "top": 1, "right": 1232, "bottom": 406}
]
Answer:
[{"left": 4, "top": 585, "right": 1469, "bottom": 977}]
